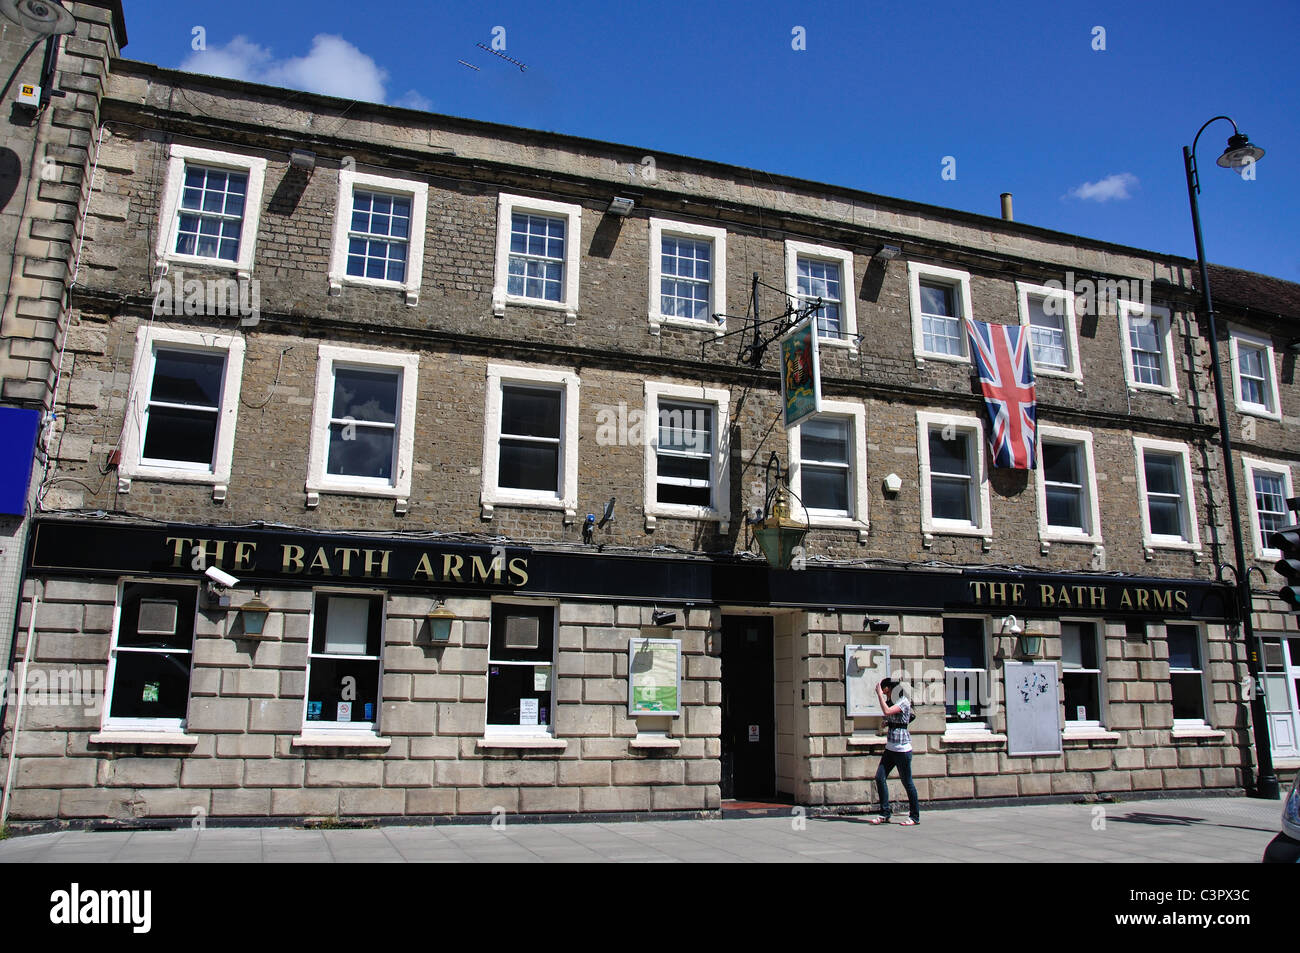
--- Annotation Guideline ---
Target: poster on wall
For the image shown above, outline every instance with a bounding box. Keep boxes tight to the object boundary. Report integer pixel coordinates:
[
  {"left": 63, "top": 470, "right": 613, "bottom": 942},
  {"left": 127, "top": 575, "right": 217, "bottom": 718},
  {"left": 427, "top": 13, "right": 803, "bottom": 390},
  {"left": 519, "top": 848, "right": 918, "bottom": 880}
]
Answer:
[
  {"left": 844, "top": 645, "right": 891, "bottom": 717},
  {"left": 780, "top": 317, "right": 822, "bottom": 429},
  {"left": 1004, "top": 661, "right": 1062, "bottom": 756},
  {"left": 628, "top": 638, "right": 682, "bottom": 716}
]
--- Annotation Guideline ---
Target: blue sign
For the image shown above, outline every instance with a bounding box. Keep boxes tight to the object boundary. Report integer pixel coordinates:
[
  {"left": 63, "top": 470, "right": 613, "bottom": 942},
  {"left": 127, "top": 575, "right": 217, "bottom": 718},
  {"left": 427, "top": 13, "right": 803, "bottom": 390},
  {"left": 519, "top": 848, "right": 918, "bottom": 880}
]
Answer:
[{"left": 0, "top": 408, "right": 39, "bottom": 515}]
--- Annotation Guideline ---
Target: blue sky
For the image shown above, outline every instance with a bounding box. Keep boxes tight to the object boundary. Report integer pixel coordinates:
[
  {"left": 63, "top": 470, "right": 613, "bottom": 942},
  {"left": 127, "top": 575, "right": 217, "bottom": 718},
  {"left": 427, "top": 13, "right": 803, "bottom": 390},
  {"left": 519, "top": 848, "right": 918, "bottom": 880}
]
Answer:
[{"left": 121, "top": 0, "right": 1299, "bottom": 282}]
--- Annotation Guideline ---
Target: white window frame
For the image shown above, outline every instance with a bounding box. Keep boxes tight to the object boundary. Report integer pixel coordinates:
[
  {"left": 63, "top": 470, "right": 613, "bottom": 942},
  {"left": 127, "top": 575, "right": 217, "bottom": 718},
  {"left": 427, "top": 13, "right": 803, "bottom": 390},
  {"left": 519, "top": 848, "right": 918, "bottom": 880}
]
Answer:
[
  {"left": 907, "top": 262, "right": 974, "bottom": 363},
  {"left": 916, "top": 410, "right": 991, "bottom": 539},
  {"left": 1133, "top": 436, "right": 1201, "bottom": 552},
  {"left": 102, "top": 580, "right": 198, "bottom": 734},
  {"left": 328, "top": 168, "right": 428, "bottom": 306},
  {"left": 788, "top": 399, "right": 869, "bottom": 540},
  {"left": 1034, "top": 425, "right": 1102, "bottom": 544},
  {"left": 485, "top": 597, "right": 560, "bottom": 740},
  {"left": 942, "top": 615, "right": 992, "bottom": 734},
  {"left": 305, "top": 344, "right": 419, "bottom": 502},
  {"left": 785, "top": 240, "right": 856, "bottom": 349},
  {"left": 1060, "top": 618, "right": 1106, "bottom": 731},
  {"left": 480, "top": 363, "right": 580, "bottom": 522},
  {"left": 1229, "top": 327, "right": 1281, "bottom": 420},
  {"left": 302, "top": 588, "right": 386, "bottom": 735},
  {"left": 118, "top": 326, "right": 245, "bottom": 493},
  {"left": 1165, "top": 622, "right": 1211, "bottom": 730},
  {"left": 1017, "top": 280, "right": 1081, "bottom": 382},
  {"left": 648, "top": 218, "right": 727, "bottom": 336},
  {"left": 493, "top": 193, "right": 582, "bottom": 320},
  {"left": 1118, "top": 300, "right": 1179, "bottom": 396},
  {"left": 154, "top": 144, "right": 267, "bottom": 279},
  {"left": 643, "top": 381, "right": 731, "bottom": 532},
  {"left": 1242, "top": 456, "right": 1294, "bottom": 561}
]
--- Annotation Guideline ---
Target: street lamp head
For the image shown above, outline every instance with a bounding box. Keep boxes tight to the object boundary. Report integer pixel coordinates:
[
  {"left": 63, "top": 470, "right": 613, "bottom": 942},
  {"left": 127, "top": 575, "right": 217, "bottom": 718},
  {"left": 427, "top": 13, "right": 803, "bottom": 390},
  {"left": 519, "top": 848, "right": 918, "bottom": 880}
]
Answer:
[{"left": 1216, "top": 132, "right": 1265, "bottom": 171}]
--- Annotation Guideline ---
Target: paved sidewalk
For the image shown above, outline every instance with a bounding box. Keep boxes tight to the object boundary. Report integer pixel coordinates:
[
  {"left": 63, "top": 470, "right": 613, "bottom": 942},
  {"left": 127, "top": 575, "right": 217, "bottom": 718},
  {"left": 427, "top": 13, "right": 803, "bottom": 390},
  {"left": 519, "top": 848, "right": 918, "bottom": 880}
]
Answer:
[{"left": 0, "top": 795, "right": 1280, "bottom": 863}]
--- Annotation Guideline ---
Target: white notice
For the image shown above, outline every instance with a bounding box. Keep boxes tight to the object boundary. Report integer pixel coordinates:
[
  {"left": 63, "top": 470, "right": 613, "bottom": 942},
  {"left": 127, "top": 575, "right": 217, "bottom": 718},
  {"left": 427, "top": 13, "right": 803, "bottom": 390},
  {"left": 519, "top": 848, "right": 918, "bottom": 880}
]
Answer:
[{"left": 519, "top": 698, "right": 539, "bottom": 726}]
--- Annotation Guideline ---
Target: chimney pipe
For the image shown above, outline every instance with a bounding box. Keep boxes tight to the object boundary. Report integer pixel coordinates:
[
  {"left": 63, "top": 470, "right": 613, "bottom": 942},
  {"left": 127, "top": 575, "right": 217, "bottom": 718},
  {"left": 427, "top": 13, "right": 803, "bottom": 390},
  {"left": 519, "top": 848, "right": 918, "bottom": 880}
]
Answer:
[{"left": 1000, "top": 192, "right": 1013, "bottom": 222}]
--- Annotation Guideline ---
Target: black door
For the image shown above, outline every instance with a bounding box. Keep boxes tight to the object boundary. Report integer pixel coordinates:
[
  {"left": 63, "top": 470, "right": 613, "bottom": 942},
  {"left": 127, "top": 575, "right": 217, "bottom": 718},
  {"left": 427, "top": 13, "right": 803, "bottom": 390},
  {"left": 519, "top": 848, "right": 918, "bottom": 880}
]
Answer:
[{"left": 720, "top": 616, "right": 775, "bottom": 800}]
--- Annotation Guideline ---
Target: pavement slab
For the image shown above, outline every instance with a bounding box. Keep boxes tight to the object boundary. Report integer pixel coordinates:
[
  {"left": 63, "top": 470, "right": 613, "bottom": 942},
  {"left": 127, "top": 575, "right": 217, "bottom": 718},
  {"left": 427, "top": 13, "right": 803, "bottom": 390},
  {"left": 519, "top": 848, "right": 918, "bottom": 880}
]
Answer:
[{"left": 0, "top": 794, "right": 1281, "bottom": 862}]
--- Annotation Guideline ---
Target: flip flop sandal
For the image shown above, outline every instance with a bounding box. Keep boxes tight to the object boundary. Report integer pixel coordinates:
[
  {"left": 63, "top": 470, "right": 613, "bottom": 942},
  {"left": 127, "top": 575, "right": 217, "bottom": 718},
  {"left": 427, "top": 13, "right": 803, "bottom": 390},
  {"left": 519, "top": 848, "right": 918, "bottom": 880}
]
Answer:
[
  {"left": 869, "top": 816, "right": 890, "bottom": 824},
  {"left": 898, "top": 819, "right": 918, "bottom": 826}
]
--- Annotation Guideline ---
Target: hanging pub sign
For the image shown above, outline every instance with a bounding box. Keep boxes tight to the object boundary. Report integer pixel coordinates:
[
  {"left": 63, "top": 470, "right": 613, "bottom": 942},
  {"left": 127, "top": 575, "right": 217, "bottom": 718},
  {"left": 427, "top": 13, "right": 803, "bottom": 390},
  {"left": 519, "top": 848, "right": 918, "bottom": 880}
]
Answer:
[
  {"left": 780, "top": 317, "right": 821, "bottom": 429},
  {"left": 627, "top": 637, "right": 682, "bottom": 716}
]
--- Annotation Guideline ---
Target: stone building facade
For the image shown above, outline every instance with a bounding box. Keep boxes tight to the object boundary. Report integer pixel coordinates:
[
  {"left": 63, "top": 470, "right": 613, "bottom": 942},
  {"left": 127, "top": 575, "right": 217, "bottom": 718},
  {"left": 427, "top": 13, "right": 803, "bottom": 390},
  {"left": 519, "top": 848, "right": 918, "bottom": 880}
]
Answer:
[
  {"left": 2, "top": 4, "right": 1296, "bottom": 828},
  {"left": 0, "top": 0, "right": 124, "bottom": 725}
]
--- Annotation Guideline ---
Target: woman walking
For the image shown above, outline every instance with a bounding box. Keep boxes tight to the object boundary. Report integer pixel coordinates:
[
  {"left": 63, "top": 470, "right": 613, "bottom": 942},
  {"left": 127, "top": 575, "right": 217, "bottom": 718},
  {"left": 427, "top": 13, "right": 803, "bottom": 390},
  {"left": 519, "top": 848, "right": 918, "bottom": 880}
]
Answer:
[{"left": 870, "top": 678, "right": 920, "bottom": 826}]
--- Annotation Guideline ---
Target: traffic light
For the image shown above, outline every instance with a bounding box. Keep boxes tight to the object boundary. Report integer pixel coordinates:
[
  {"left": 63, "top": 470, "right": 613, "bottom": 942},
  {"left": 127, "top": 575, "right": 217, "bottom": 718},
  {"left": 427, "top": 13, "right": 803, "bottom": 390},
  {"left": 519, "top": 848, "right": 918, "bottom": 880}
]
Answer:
[{"left": 1270, "top": 523, "right": 1300, "bottom": 610}]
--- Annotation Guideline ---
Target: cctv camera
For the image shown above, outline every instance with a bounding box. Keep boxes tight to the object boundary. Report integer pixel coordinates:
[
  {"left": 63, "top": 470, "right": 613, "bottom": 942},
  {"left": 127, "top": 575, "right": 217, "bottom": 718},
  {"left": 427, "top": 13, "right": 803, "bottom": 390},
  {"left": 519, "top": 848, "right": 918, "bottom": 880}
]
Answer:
[{"left": 204, "top": 566, "right": 240, "bottom": 589}]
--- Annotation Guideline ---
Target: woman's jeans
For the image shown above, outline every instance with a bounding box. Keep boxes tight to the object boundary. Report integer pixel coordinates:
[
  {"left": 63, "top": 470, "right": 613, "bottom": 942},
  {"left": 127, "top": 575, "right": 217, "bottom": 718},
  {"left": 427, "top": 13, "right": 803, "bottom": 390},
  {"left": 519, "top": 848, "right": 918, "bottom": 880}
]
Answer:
[{"left": 875, "top": 749, "right": 920, "bottom": 821}]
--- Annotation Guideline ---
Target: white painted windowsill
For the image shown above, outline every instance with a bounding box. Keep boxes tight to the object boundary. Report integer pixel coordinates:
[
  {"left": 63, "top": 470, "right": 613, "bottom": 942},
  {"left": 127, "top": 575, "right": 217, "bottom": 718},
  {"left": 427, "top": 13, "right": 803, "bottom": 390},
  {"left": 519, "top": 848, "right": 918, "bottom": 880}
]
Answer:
[
  {"left": 292, "top": 734, "right": 392, "bottom": 749},
  {"left": 476, "top": 737, "right": 569, "bottom": 751},
  {"left": 1169, "top": 727, "right": 1226, "bottom": 740},
  {"left": 940, "top": 731, "right": 1007, "bottom": 746},
  {"left": 88, "top": 732, "right": 200, "bottom": 746},
  {"left": 1062, "top": 729, "right": 1122, "bottom": 742}
]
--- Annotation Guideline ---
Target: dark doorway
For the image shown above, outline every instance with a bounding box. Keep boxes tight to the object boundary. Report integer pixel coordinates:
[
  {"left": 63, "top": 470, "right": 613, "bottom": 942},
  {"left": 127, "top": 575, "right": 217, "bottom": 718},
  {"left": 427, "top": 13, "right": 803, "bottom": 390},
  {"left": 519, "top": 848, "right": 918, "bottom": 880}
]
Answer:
[{"left": 720, "top": 615, "right": 775, "bottom": 800}]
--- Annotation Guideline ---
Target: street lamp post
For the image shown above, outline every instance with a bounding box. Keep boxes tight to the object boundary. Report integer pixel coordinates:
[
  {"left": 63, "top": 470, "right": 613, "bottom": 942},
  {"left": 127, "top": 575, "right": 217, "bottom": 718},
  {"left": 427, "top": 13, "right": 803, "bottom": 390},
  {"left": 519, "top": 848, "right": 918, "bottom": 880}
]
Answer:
[{"left": 1182, "top": 115, "right": 1279, "bottom": 799}]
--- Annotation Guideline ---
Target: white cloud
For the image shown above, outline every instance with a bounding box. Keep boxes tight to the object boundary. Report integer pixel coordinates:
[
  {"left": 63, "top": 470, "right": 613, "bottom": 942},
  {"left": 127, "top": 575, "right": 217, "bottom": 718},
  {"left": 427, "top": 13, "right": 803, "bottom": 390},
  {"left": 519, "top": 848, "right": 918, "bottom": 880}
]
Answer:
[
  {"left": 1065, "top": 173, "right": 1139, "bottom": 202},
  {"left": 394, "top": 90, "right": 433, "bottom": 112},
  {"left": 180, "top": 34, "right": 391, "bottom": 104}
]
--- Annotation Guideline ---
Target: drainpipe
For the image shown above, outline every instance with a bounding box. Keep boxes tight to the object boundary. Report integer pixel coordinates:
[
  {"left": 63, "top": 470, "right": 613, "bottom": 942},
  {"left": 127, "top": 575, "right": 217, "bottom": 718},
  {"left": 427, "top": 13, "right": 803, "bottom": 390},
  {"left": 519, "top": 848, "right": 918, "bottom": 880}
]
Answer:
[{"left": 0, "top": 592, "right": 38, "bottom": 827}]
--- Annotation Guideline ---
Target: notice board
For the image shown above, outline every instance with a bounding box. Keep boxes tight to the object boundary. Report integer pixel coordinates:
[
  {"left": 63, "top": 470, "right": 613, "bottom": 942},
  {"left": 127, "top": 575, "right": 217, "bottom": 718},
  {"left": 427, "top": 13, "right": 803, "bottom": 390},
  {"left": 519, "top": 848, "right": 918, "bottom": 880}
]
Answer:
[{"left": 1004, "top": 661, "right": 1061, "bottom": 756}]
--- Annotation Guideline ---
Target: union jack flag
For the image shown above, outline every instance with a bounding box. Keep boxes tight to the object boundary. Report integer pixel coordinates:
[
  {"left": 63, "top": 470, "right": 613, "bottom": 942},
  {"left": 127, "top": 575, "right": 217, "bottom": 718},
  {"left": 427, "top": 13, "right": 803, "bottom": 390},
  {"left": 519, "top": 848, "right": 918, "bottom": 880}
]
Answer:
[{"left": 966, "top": 319, "right": 1037, "bottom": 469}]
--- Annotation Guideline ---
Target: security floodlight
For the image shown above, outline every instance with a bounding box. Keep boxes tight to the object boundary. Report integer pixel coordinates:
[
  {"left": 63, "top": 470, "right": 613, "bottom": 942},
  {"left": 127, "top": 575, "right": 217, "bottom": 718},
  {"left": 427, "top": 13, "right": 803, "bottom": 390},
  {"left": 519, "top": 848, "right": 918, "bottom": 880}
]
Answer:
[{"left": 0, "top": 0, "right": 76, "bottom": 36}]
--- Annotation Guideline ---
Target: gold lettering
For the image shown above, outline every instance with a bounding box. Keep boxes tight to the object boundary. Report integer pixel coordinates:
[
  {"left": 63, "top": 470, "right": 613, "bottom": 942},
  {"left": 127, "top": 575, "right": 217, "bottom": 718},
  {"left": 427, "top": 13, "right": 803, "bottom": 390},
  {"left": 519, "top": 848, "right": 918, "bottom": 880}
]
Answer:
[
  {"left": 1072, "top": 585, "right": 1087, "bottom": 606},
  {"left": 363, "top": 549, "right": 391, "bottom": 578},
  {"left": 442, "top": 554, "right": 465, "bottom": 583},
  {"left": 164, "top": 537, "right": 192, "bottom": 569},
  {"left": 1153, "top": 589, "right": 1172, "bottom": 611},
  {"left": 210, "top": 540, "right": 228, "bottom": 568},
  {"left": 282, "top": 544, "right": 305, "bottom": 574},
  {"left": 412, "top": 553, "right": 435, "bottom": 581},
  {"left": 308, "top": 547, "right": 332, "bottom": 575},
  {"left": 1089, "top": 586, "right": 1106, "bottom": 608},
  {"left": 234, "top": 541, "right": 257, "bottom": 572},
  {"left": 1010, "top": 583, "right": 1025, "bottom": 605},
  {"left": 1057, "top": 585, "right": 1072, "bottom": 607},
  {"left": 1040, "top": 584, "right": 1056, "bottom": 606},
  {"left": 970, "top": 581, "right": 987, "bottom": 603},
  {"left": 334, "top": 548, "right": 360, "bottom": 574},
  {"left": 1174, "top": 590, "right": 1188, "bottom": 612},
  {"left": 989, "top": 582, "right": 1008, "bottom": 604},
  {"left": 1136, "top": 589, "right": 1151, "bottom": 609},
  {"left": 1120, "top": 589, "right": 1133, "bottom": 609},
  {"left": 508, "top": 556, "right": 529, "bottom": 587},
  {"left": 470, "top": 554, "right": 503, "bottom": 584}
]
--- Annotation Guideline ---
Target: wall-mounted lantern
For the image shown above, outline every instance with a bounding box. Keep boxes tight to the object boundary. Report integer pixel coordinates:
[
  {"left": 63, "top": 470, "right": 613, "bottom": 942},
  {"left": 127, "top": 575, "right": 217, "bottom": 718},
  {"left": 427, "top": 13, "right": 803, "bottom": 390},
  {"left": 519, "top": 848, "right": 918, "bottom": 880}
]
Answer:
[
  {"left": 237, "top": 594, "right": 272, "bottom": 638},
  {"left": 426, "top": 601, "right": 455, "bottom": 642},
  {"left": 1002, "top": 614, "right": 1041, "bottom": 657},
  {"left": 750, "top": 452, "right": 809, "bottom": 570}
]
